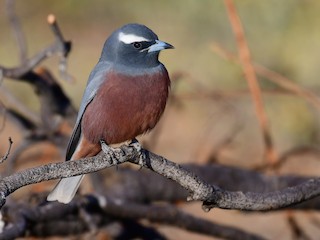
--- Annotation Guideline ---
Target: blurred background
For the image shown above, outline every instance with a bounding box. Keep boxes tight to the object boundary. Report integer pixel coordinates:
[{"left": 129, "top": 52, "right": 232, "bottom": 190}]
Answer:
[{"left": 1, "top": 0, "right": 320, "bottom": 239}]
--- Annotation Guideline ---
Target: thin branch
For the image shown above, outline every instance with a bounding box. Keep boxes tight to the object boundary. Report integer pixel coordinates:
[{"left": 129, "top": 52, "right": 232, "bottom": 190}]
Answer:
[
  {"left": 5, "top": 0, "right": 28, "bottom": 63},
  {"left": 47, "top": 14, "right": 66, "bottom": 47},
  {"left": 0, "top": 98, "right": 7, "bottom": 134},
  {"left": 287, "top": 212, "right": 312, "bottom": 240},
  {"left": 254, "top": 146, "right": 320, "bottom": 171},
  {"left": 47, "top": 14, "right": 74, "bottom": 82},
  {"left": 5, "top": 138, "right": 40, "bottom": 175},
  {"left": 211, "top": 43, "right": 320, "bottom": 111},
  {"left": 254, "top": 64, "right": 320, "bottom": 110},
  {"left": 224, "top": 0, "right": 277, "bottom": 164},
  {"left": 0, "top": 137, "right": 13, "bottom": 164},
  {"left": 1, "top": 44, "right": 60, "bottom": 79}
]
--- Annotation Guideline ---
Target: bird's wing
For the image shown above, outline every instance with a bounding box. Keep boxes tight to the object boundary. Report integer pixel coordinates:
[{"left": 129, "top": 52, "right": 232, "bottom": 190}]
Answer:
[{"left": 65, "top": 61, "right": 111, "bottom": 161}]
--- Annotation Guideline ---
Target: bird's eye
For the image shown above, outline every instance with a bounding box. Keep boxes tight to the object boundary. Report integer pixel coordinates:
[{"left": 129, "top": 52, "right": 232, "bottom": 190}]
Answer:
[{"left": 133, "top": 42, "right": 142, "bottom": 49}]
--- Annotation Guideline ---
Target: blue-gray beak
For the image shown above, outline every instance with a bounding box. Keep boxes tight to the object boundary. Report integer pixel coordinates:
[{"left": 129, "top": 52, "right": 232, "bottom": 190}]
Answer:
[{"left": 147, "top": 40, "right": 174, "bottom": 53}]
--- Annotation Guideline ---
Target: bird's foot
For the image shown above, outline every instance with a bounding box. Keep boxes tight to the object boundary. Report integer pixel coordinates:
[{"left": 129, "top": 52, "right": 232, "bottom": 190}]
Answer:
[
  {"left": 129, "top": 138, "right": 147, "bottom": 166},
  {"left": 129, "top": 138, "right": 142, "bottom": 152},
  {"left": 100, "top": 140, "right": 125, "bottom": 164}
]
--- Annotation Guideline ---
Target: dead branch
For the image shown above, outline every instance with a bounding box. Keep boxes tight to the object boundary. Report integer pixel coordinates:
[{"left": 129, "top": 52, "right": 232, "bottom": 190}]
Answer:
[
  {"left": 47, "top": 14, "right": 74, "bottom": 82},
  {"left": 3, "top": 159, "right": 320, "bottom": 239},
  {"left": 100, "top": 197, "right": 265, "bottom": 240},
  {"left": 135, "top": 150, "right": 320, "bottom": 211},
  {"left": 0, "top": 195, "right": 264, "bottom": 240},
  {"left": 0, "top": 145, "right": 319, "bottom": 212},
  {"left": 0, "top": 146, "right": 320, "bottom": 239},
  {"left": 0, "top": 12, "right": 76, "bottom": 132},
  {"left": 91, "top": 163, "right": 320, "bottom": 210},
  {"left": 0, "top": 68, "right": 76, "bottom": 173}
]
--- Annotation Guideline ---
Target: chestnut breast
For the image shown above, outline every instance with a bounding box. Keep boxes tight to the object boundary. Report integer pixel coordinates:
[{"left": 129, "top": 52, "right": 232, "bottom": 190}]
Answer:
[{"left": 82, "top": 67, "right": 170, "bottom": 144}]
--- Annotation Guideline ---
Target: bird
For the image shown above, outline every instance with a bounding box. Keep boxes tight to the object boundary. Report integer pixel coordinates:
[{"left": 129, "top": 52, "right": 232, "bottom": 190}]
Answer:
[{"left": 47, "top": 23, "right": 173, "bottom": 204}]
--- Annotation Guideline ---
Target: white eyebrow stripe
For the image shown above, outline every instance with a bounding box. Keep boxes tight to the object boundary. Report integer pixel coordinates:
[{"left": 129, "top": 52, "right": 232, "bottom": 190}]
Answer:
[{"left": 118, "top": 32, "right": 150, "bottom": 44}]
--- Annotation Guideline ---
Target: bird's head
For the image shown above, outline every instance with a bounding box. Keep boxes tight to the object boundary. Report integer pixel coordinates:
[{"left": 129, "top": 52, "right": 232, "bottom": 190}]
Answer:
[{"left": 100, "top": 23, "right": 173, "bottom": 70}]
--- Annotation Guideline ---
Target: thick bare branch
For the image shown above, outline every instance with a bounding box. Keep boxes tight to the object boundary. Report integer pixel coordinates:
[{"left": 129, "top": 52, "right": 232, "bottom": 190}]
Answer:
[
  {"left": 92, "top": 165, "right": 320, "bottom": 210},
  {"left": 100, "top": 197, "right": 265, "bottom": 240},
  {"left": 130, "top": 151, "right": 320, "bottom": 211},
  {"left": 0, "top": 145, "right": 319, "bottom": 213}
]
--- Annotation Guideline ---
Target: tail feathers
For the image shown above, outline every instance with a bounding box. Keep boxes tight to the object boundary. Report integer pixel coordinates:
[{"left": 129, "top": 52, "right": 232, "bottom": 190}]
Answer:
[{"left": 47, "top": 175, "right": 84, "bottom": 204}]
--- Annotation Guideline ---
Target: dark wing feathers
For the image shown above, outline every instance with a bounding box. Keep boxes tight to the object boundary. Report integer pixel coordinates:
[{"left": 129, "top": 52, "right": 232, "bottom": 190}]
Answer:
[{"left": 65, "top": 122, "right": 81, "bottom": 160}]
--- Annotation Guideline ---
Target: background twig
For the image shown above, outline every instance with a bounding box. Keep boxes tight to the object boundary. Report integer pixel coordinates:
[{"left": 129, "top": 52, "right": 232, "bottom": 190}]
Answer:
[{"left": 224, "top": 0, "right": 277, "bottom": 164}]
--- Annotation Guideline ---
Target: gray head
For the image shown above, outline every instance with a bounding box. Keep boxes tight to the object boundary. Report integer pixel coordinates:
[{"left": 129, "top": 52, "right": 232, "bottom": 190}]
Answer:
[{"left": 100, "top": 23, "right": 173, "bottom": 69}]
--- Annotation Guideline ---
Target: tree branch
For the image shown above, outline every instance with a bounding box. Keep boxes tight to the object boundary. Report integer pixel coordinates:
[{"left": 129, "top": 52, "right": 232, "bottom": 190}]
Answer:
[
  {"left": 0, "top": 144, "right": 137, "bottom": 208},
  {"left": 100, "top": 197, "right": 265, "bottom": 240},
  {"left": 0, "top": 194, "right": 264, "bottom": 240},
  {"left": 131, "top": 150, "right": 320, "bottom": 211},
  {"left": 0, "top": 145, "right": 319, "bottom": 213},
  {"left": 91, "top": 164, "right": 320, "bottom": 210}
]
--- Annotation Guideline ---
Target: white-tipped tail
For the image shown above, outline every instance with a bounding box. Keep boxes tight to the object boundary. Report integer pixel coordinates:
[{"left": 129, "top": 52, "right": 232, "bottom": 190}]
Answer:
[{"left": 47, "top": 175, "right": 84, "bottom": 204}]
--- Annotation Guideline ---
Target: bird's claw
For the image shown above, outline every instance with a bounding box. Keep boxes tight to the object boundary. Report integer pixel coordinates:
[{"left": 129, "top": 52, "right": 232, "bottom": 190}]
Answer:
[
  {"left": 129, "top": 138, "right": 142, "bottom": 152},
  {"left": 100, "top": 140, "right": 125, "bottom": 164},
  {"left": 100, "top": 139, "right": 147, "bottom": 166},
  {"left": 100, "top": 140, "right": 111, "bottom": 154},
  {"left": 129, "top": 138, "right": 147, "bottom": 166}
]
